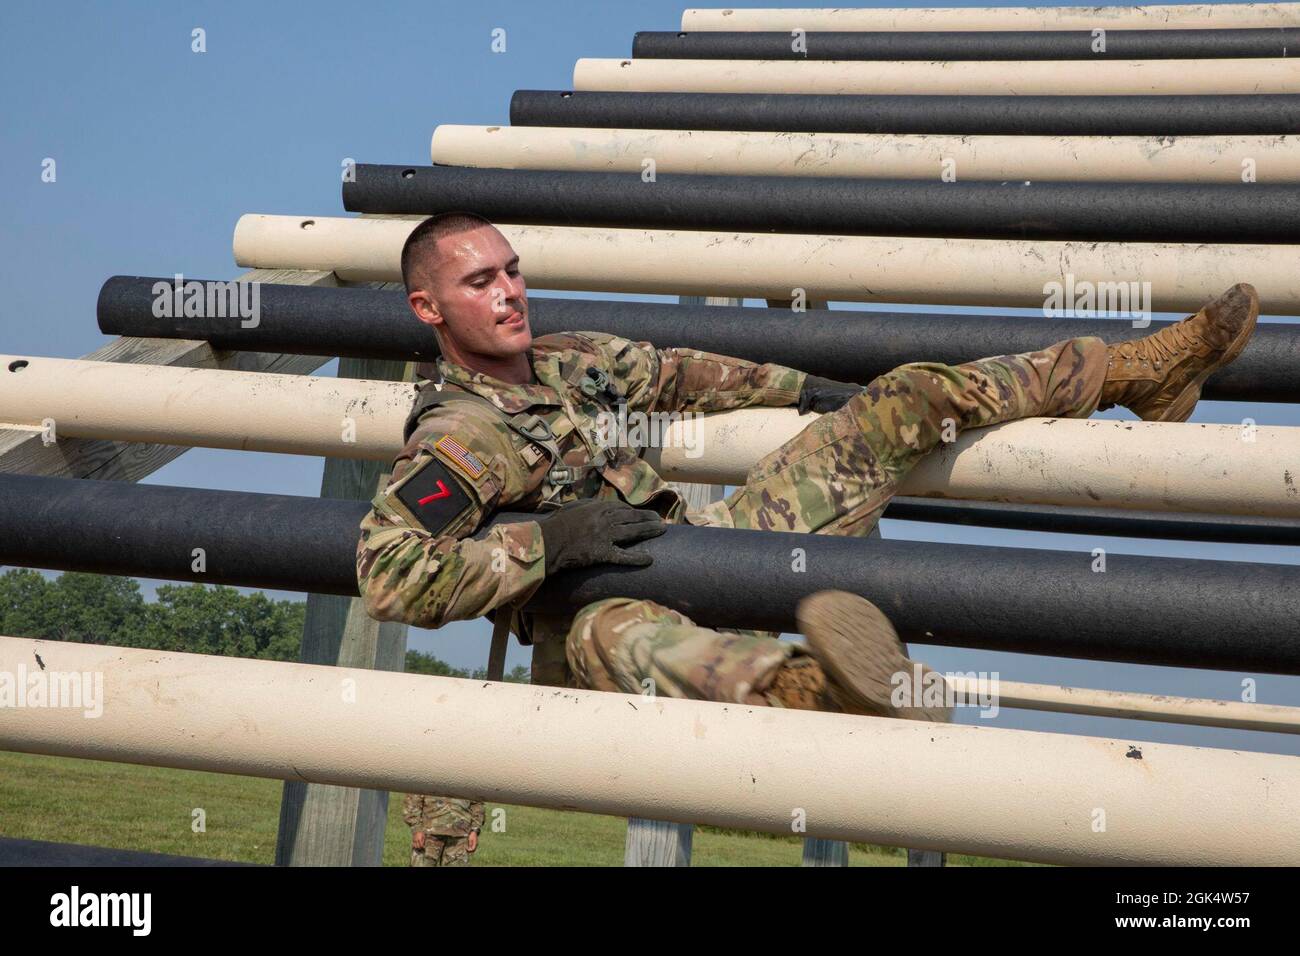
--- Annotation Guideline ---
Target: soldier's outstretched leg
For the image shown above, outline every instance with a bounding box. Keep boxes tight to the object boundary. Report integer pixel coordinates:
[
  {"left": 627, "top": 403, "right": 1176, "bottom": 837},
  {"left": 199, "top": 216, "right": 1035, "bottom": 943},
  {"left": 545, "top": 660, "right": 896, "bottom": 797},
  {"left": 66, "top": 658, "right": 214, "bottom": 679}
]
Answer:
[
  {"left": 692, "top": 282, "right": 1259, "bottom": 539},
  {"left": 566, "top": 592, "right": 950, "bottom": 720},
  {"left": 1097, "top": 282, "right": 1258, "bottom": 423},
  {"left": 565, "top": 284, "right": 1260, "bottom": 716}
]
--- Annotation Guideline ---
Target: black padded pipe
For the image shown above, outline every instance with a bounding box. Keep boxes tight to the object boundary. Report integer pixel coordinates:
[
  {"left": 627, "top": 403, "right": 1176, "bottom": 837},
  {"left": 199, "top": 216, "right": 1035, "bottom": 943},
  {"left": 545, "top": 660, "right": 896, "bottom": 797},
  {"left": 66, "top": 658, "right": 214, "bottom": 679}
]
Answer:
[
  {"left": 632, "top": 28, "right": 1300, "bottom": 60},
  {"left": 0, "top": 473, "right": 366, "bottom": 597},
  {"left": 97, "top": 276, "right": 1300, "bottom": 401},
  {"left": 521, "top": 518, "right": 1300, "bottom": 674},
  {"left": 97, "top": 277, "right": 442, "bottom": 364},
  {"left": 0, "top": 473, "right": 1297, "bottom": 674},
  {"left": 510, "top": 89, "right": 1300, "bottom": 135},
  {"left": 883, "top": 497, "right": 1300, "bottom": 545},
  {"left": 344, "top": 163, "right": 1300, "bottom": 243}
]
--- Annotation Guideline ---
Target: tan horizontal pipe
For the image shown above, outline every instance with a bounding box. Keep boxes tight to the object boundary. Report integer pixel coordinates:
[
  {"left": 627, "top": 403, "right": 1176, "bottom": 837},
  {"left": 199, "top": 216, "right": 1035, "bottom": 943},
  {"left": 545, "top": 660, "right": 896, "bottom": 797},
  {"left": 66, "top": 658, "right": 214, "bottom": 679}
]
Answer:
[
  {"left": 4, "top": 355, "right": 1297, "bottom": 517},
  {"left": 0, "top": 355, "right": 416, "bottom": 460},
  {"left": 645, "top": 412, "right": 1300, "bottom": 518},
  {"left": 232, "top": 214, "right": 1300, "bottom": 313},
  {"left": 3, "top": 635, "right": 1298, "bottom": 865},
  {"left": 431, "top": 126, "right": 1300, "bottom": 183},
  {"left": 681, "top": 4, "right": 1300, "bottom": 31},
  {"left": 947, "top": 676, "right": 1300, "bottom": 733},
  {"left": 573, "top": 57, "right": 1300, "bottom": 96}
]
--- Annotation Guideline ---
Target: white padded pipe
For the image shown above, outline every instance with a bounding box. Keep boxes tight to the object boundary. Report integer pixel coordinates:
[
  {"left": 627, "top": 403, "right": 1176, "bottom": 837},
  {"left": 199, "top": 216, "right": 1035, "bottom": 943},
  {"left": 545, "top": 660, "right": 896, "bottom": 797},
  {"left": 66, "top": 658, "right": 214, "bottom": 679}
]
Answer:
[
  {"left": 231, "top": 214, "right": 1300, "bottom": 314},
  {"left": 681, "top": 4, "right": 1300, "bottom": 31},
  {"left": 572, "top": 56, "right": 1300, "bottom": 96},
  {"left": 430, "top": 126, "right": 1300, "bottom": 183},
  {"left": 3, "top": 355, "right": 1297, "bottom": 517},
  {"left": 2, "top": 635, "right": 1298, "bottom": 865}
]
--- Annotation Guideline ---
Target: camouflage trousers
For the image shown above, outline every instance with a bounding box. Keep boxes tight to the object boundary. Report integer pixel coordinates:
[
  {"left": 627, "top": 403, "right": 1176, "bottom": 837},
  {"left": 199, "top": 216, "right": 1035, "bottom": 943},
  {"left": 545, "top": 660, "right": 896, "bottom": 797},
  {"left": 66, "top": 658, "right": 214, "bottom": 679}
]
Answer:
[
  {"left": 544, "top": 336, "right": 1108, "bottom": 704},
  {"left": 410, "top": 834, "right": 473, "bottom": 867}
]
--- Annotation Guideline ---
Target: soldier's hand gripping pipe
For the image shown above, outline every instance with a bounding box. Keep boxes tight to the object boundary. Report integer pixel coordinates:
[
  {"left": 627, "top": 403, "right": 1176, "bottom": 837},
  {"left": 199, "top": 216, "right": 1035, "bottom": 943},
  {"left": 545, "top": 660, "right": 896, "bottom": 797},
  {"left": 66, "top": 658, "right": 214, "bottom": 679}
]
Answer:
[
  {"left": 798, "top": 374, "right": 865, "bottom": 415},
  {"left": 538, "top": 498, "right": 666, "bottom": 574}
]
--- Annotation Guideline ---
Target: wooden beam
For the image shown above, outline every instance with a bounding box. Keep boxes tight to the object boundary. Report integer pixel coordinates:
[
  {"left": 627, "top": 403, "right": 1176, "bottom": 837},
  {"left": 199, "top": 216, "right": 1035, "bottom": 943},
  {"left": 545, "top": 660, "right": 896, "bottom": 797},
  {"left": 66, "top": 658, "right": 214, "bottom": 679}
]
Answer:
[
  {"left": 0, "top": 268, "right": 338, "bottom": 480},
  {"left": 274, "top": 346, "right": 414, "bottom": 867},
  {"left": 623, "top": 294, "right": 737, "bottom": 867}
]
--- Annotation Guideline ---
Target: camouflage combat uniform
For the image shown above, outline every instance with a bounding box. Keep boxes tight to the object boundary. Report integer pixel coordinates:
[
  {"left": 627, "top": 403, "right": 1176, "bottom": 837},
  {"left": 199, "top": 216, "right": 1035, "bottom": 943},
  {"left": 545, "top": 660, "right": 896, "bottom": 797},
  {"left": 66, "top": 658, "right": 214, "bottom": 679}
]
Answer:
[
  {"left": 358, "top": 331, "right": 1107, "bottom": 704},
  {"left": 403, "top": 792, "right": 485, "bottom": 867}
]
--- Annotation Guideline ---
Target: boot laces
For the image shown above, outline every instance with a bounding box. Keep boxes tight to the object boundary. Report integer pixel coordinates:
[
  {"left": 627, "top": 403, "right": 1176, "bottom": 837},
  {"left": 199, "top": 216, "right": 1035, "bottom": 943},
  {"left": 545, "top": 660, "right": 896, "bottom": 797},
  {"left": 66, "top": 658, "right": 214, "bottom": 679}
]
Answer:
[{"left": 1122, "top": 318, "right": 1201, "bottom": 366}]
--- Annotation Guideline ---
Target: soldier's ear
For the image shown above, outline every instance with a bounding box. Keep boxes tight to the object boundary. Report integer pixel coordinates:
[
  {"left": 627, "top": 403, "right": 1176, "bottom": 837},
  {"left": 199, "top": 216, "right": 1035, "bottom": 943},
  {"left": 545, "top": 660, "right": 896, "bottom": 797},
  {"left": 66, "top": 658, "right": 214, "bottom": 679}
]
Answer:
[{"left": 408, "top": 288, "right": 444, "bottom": 328}]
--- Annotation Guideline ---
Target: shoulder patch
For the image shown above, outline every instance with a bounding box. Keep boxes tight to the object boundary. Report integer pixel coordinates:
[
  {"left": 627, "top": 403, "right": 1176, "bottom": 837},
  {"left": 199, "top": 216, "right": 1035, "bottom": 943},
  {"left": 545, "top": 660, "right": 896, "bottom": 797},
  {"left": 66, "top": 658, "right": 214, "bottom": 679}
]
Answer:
[
  {"left": 392, "top": 455, "right": 475, "bottom": 537},
  {"left": 434, "top": 434, "right": 487, "bottom": 481}
]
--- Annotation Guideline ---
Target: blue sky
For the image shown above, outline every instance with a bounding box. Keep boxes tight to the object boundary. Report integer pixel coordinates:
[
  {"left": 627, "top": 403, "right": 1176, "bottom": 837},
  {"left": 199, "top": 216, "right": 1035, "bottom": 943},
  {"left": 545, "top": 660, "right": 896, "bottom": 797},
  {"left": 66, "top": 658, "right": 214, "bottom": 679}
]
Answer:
[{"left": 2, "top": 0, "right": 1298, "bottom": 756}]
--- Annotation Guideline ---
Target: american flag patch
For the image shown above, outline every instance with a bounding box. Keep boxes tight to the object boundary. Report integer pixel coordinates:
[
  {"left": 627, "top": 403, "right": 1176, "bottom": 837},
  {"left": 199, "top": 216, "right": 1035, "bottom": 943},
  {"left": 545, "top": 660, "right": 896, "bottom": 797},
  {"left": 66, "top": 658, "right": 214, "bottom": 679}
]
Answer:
[{"left": 434, "top": 434, "right": 486, "bottom": 480}]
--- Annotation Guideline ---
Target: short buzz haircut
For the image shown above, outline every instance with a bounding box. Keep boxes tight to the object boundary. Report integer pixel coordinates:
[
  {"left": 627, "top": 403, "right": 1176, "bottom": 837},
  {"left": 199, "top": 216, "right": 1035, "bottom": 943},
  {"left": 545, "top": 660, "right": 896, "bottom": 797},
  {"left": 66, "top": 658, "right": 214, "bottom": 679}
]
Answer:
[{"left": 400, "top": 211, "right": 497, "bottom": 294}]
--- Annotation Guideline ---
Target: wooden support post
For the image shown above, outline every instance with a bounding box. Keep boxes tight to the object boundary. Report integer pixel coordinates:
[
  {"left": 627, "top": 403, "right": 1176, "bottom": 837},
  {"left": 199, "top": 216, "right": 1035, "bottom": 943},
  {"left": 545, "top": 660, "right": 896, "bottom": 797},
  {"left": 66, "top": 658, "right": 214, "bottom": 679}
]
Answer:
[
  {"left": 908, "top": 849, "right": 947, "bottom": 867},
  {"left": 764, "top": 298, "right": 930, "bottom": 868},
  {"left": 0, "top": 262, "right": 405, "bottom": 866},
  {"left": 274, "top": 296, "right": 414, "bottom": 866},
  {"left": 0, "top": 268, "right": 337, "bottom": 478},
  {"left": 486, "top": 615, "right": 510, "bottom": 682},
  {"left": 802, "top": 838, "right": 849, "bottom": 867},
  {"left": 624, "top": 818, "right": 696, "bottom": 867},
  {"left": 623, "top": 294, "right": 736, "bottom": 867},
  {"left": 776, "top": 293, "right": 939, "bottom": 867},
  {"left": 768, "top": 296, "right": 855, "bottom": 868}
]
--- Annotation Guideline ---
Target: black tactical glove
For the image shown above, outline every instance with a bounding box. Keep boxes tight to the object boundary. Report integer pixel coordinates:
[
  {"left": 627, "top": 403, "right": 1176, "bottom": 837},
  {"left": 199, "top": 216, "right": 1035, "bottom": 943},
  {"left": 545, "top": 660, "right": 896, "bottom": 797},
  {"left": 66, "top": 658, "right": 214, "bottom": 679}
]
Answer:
[
  {"left": 538, "top": 498, "right": 666, "bottom": 574},
  {"left": 797, "top": 374, "right": 864, "bottom": 415}
]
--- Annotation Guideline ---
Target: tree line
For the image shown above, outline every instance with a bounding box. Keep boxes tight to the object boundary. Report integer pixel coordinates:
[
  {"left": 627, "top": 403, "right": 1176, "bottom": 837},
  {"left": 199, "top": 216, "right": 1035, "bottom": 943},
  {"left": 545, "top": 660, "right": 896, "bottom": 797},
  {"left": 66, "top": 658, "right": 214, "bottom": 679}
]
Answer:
[{"left": 0, "top": 568, "right": 528, "bottom": 681}]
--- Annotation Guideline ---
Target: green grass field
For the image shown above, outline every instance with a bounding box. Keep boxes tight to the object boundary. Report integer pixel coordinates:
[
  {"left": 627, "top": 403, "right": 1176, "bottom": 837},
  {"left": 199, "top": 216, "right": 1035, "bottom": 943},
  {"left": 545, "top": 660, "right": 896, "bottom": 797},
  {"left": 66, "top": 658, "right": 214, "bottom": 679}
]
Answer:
[{"left": 0, "top": 750, "right": 1023, "bottom": 866}]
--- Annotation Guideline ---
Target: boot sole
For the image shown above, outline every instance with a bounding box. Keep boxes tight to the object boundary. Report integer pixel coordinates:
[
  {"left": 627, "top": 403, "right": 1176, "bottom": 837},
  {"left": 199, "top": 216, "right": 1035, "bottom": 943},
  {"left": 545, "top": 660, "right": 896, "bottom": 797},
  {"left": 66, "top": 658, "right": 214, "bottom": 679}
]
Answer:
[
  {"left": 796, "top": 591, "right": 952, "bottom": 722},
  {"left": 1155, "top": 284, "right": 1260, "bottom": 423}
]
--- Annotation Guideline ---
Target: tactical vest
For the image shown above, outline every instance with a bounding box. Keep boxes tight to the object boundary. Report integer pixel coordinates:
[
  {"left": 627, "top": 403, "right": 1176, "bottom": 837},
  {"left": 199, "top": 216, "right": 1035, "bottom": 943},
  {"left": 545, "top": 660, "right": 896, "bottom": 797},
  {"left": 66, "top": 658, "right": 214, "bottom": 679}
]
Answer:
[
  {"left": 403, "top": 367, "right": 678, "bottom": 651},
  {"left": 403, "top": 364, "right": 686, "bottom": 518}
]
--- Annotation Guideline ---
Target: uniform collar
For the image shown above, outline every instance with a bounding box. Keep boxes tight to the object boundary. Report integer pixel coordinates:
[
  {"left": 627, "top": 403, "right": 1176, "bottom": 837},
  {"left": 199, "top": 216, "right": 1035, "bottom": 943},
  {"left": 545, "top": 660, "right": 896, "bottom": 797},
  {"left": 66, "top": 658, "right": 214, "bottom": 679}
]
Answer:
[{"left": 435, "top": 350, "right": 566, "bottom": 414}]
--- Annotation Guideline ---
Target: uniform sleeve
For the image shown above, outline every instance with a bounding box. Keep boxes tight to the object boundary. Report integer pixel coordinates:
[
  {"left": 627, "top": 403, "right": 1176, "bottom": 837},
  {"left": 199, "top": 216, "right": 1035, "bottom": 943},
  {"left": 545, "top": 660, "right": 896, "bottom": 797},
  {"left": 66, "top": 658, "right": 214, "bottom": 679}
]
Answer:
[
  {"left": 357, "top": 406, "right": 547, "bottom": 630},
  {"left": 469, "top": 802, "right": 486, "bottom": 830},
  {"left": 604, "top": 334, "right": 807, "bottom": 414},
  {"left": 402, "top": 793, "right": 422, "bottom": 828}
]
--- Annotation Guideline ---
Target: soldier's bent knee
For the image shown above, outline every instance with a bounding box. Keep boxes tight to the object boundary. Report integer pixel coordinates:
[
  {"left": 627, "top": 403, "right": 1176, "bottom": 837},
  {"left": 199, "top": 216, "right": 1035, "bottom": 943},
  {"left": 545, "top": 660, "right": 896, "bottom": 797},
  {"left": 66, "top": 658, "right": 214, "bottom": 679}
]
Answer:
[{"left": 567, "top": 597, "right": 680, "bottom": 645}]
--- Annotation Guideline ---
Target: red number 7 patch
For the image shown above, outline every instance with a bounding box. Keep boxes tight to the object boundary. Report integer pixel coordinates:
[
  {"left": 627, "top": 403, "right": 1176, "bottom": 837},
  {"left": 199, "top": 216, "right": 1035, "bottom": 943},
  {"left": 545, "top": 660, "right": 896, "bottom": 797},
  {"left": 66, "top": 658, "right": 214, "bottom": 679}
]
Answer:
[{"left": 394, "top": 456, "right": 473, "bottom": 536}]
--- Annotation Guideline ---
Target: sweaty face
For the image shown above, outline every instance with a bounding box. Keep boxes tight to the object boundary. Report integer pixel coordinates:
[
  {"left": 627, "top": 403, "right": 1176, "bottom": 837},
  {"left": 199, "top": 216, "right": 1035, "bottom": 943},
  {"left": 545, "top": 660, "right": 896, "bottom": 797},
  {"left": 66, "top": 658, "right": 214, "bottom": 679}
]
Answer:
[{"left": 415, "top": 225, "right": 531, "bottom": 361}]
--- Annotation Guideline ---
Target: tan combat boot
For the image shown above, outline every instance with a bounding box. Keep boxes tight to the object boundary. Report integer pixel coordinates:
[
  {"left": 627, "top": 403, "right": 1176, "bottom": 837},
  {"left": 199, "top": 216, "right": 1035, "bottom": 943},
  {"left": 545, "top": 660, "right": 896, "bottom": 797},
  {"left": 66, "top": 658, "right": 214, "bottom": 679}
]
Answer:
[
  {"left": 766, "top": 590, "right": 952, "bottom": 722},
  {"left": 1099, "top": 283, "right": 1259, "bottom": 423}
]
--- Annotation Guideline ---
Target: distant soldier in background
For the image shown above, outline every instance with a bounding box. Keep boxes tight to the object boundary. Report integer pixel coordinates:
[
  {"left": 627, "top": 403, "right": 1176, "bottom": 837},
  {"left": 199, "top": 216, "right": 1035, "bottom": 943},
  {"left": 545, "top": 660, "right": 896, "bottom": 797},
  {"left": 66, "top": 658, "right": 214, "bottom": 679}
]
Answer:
[{"left": 403, "top": 793, "right": 484, "bottom": 867}]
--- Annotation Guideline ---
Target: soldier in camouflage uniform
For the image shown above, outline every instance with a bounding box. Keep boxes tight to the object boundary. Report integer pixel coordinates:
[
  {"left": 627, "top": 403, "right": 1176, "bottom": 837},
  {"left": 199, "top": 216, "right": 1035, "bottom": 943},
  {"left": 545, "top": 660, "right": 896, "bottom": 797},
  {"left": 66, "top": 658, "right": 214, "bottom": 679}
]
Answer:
[
  {"left": 403, "top": 792, "right": 484, "bottom": 867},
  {"left": 358, "top": 212, "right": 1260, "bottom": 718}
]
